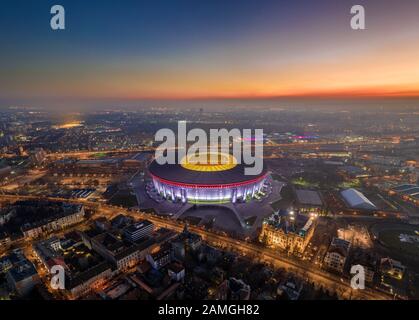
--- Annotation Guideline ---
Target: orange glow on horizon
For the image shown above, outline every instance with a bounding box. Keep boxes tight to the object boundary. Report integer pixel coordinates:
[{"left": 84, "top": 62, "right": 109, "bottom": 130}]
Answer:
[{"left": 6, "top": 29, "right": 419, "bottom": 102}]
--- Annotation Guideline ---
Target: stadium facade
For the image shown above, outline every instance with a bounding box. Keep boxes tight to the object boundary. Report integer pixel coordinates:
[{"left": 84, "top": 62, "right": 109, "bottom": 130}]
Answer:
[{"left": 149, "top": 152, "right": 268, "bottom": 204}]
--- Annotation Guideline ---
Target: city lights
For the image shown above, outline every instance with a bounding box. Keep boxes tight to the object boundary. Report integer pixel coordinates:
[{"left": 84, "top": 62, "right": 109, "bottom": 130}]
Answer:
[{"left": 0, "top": 0, "right": 418, "bottom": 310}]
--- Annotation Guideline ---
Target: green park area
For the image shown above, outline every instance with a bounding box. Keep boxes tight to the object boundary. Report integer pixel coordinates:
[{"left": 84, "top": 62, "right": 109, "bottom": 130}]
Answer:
[
  {"left": 92, "top": 152, "right": 107, "bottom": 158},
  {"left": 339, "top": 179, "right": 361, "bottom": 189},
  {"left": 291, "top": 177, "right": 320, "bottom": 188}
]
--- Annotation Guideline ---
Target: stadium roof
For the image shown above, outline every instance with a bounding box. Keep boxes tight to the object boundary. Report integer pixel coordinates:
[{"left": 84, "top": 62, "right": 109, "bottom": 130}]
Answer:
[
  {"left": 340, "top": 188, "right": 376, "bottom": 210},
  {"left": 149, "top": 158, "right": 267, "bottom": 186}
]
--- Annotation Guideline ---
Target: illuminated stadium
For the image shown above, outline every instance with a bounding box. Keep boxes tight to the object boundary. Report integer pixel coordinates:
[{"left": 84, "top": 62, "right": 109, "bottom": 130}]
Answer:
[{"left": 148, "top": 152, "right": 268, "bottom": 204}]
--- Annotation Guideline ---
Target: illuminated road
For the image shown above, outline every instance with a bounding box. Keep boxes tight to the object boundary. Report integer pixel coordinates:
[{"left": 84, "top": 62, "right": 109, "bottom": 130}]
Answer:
[
  {"left": 42, "top": 139, "right": 382, "bottom": 160},
  {"left": 0, "top": 194, "right": 391, "bottom": 300}
]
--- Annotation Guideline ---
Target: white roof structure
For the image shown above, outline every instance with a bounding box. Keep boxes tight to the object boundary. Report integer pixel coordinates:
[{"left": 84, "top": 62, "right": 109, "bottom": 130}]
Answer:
[{"left": 340, "top": 188, "right": 376, "bottom": 210}]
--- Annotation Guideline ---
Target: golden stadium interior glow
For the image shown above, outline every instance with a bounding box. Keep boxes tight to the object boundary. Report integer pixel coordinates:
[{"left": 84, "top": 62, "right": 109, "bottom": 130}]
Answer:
[{"left": 180, "top": 152, "right": 237, "bottom": 172}]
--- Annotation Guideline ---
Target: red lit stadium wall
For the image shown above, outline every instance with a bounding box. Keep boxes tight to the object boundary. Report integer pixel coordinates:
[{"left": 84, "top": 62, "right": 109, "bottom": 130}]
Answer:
[{"left": 151, "top": 173, "right": 268, "bottom": 204}]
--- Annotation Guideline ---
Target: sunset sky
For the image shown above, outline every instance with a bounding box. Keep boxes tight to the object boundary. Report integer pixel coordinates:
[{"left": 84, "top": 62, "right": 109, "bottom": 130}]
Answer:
[{"left": 1, "top": 0, "right": 419, "bottom": 108}]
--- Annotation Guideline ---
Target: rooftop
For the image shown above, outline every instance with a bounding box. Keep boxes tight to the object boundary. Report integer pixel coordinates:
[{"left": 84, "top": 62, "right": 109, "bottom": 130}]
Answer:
[
  {"left": 167, "top": 262, "right": 185, "bottom": 274},
  {"left": 295, "top": 189, "right": 323, "bottom": 206},
  {"left": 66, "top": 261, "right": 112, "bottom": 290},
  {"left": 263, "top": 210, "right": 313, "bottom": 237},
  {"left": 328, "top": 237, "right": 351, "bottom": 257},
  {"left": 7, "top": 259, "right": 38, "bottom": 282},
  {"left": 149, "top": 155, "right": 267, "bottom": 186},
  {"left": 400, "top": 187, "right": 419, "bottom": 196},
  {"left": 124, "top": 220, "right": 153, "bottom": 234},
  {"left": 341, "top": 188, "right": 376, "bottom": 210},
  {"left": 392, "top": 184, "right": 417, "bottom": 192}
]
